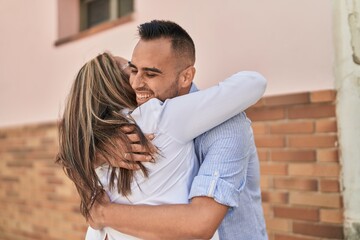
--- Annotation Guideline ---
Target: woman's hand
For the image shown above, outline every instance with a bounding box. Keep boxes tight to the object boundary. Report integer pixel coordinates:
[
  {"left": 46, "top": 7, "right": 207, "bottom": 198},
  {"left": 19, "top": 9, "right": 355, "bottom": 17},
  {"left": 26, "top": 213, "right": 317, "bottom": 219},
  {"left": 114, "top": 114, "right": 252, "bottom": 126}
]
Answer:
[{"left": 114, "top": 56, "right": 131, "bottom": 78}]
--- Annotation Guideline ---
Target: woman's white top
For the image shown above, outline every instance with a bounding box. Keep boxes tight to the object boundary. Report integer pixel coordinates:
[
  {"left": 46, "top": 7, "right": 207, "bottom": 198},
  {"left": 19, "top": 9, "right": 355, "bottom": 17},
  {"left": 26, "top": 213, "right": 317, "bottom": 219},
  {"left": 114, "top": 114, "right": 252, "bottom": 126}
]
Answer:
[{"left": 85, "top": 71, "right": 267, "bottom": 240}]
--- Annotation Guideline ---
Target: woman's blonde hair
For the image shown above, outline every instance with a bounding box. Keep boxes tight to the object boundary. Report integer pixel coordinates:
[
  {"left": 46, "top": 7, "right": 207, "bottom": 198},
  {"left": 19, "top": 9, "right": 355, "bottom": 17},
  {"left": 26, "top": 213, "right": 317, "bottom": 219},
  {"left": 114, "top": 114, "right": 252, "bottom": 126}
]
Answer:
[{"left": 56, "top": 52, "right": 154, "bottom": 219}]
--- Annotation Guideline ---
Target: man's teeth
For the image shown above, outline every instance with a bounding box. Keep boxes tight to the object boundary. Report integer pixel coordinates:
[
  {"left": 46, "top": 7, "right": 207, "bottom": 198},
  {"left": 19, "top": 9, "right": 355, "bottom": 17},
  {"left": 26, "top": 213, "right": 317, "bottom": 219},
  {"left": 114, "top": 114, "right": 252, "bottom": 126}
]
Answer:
[{"left": 137, "top": 94, "right": 151, "bottom": 100}]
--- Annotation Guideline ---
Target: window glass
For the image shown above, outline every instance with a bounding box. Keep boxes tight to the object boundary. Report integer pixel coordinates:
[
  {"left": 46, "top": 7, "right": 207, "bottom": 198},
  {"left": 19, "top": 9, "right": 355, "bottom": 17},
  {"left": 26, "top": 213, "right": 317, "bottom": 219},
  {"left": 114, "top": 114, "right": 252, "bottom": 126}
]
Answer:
[{"left": 87, "top": 0, "right": 110, "bottom": 28}]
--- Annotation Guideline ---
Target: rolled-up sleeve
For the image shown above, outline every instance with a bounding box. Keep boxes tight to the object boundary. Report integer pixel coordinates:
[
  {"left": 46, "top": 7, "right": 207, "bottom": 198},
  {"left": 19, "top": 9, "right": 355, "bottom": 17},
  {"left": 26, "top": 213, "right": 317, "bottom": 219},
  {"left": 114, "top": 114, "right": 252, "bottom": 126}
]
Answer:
[{"left": 189, "top": 112, "right": 253, "bottom": 208}]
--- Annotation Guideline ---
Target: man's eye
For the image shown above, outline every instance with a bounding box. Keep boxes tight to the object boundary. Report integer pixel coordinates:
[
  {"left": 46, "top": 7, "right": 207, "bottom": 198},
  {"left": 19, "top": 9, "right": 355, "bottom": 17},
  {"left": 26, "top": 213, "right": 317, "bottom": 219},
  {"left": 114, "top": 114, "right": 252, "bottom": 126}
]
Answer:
[
  {"left": 130, "top": 69, "right": 138, "bottom": 74},
  {"left": 146, "top": 73, "right": 156, "bottom": 78}
]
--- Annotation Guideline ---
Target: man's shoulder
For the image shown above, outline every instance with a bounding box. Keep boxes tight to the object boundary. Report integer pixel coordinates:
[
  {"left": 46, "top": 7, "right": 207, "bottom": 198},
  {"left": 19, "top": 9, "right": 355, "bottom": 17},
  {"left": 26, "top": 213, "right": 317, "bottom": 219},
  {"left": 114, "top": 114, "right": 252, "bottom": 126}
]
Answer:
[
  {"left": 193, "top": 111, "right": 254, "bottom": 161},
  {"left": 207, "top": 111, "right": 250, "bottom": 132},
  {"left": 195, "top": 112, "right": 251, "bottom": 141}
]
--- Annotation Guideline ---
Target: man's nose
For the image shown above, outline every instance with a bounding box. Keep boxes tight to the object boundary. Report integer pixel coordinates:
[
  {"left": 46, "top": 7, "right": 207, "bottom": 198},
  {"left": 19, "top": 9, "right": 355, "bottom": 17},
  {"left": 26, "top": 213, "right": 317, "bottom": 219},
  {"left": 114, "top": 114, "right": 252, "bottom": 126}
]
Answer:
[{"left": 130, "top": 73, "right": 145, "bottom": 89}]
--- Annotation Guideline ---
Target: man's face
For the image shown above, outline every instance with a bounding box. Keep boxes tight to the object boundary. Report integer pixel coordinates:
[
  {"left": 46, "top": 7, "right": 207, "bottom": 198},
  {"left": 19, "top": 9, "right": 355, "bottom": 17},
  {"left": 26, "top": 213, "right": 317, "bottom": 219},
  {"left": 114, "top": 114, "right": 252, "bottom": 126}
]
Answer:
[{"left": 129, "top": 38, "right": 184, "bottom": 106}]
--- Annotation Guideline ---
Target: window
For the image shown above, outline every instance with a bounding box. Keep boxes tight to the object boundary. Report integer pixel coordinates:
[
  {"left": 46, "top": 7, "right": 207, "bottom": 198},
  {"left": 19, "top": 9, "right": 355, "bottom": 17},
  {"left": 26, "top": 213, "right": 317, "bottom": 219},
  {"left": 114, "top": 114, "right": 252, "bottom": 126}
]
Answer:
[
  {"left": 56, "top": 0, "right": 134, "bottom": 46},
  {"left": 80, "top": 0, "right": 134, "bottom": 30}
]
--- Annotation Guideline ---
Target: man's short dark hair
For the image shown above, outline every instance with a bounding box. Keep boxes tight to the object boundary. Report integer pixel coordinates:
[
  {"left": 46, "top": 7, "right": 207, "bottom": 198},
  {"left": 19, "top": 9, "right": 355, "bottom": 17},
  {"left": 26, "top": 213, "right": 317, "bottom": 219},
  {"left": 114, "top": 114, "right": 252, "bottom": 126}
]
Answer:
[{"left": 137, "top": 20, "right": 196, "bottom": 66}]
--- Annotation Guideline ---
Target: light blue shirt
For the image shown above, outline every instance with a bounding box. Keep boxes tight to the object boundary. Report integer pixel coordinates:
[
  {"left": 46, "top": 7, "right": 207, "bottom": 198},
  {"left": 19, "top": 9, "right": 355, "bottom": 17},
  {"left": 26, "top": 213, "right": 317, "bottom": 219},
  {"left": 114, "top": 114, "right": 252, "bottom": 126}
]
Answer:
[{"left": 189, "top": 84, "right": 268, "bottom": 240}]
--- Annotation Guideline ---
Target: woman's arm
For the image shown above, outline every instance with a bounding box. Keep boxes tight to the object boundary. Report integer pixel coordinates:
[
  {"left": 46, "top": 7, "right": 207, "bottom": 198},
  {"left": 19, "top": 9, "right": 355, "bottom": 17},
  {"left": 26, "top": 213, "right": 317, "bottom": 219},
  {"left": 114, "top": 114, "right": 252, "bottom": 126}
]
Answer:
[{"left": 160, "top": 71, "right": 267, "bottom": 142}]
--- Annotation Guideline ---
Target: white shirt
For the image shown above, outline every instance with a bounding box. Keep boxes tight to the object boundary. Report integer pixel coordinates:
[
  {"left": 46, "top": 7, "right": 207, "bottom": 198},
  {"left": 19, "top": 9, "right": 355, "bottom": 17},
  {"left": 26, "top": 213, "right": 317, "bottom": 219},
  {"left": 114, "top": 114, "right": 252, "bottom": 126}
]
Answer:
[{"left": 85, "top": 71, "right": 267, "bottom": 240}]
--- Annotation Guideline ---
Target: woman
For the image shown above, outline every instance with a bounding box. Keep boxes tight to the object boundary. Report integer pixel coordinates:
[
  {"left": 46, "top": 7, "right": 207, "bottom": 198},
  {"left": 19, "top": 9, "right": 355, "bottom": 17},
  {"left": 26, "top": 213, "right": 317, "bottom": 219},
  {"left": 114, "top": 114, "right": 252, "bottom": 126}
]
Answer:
[{"left": 57, "top": 52, "right": 266, "bottom": 239}]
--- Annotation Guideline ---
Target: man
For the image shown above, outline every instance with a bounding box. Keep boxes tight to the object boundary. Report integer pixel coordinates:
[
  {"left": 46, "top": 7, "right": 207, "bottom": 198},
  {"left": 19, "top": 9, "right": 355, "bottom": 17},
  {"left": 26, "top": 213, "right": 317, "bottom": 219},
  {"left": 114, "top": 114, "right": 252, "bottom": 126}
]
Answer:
[{"left": 89, "top": 20, "right": 267, "bottom": 239}]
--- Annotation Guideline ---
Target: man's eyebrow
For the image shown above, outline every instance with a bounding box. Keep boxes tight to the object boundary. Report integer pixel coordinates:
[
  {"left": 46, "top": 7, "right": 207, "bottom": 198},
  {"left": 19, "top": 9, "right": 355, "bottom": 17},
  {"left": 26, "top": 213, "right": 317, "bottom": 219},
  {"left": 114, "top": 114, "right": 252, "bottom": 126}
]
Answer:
[
  {"left": 128, "top": 61, "right": 137, "bottom": 69},
  {"left": 128, "top": 61, "right": 163, "bottom": 74}
]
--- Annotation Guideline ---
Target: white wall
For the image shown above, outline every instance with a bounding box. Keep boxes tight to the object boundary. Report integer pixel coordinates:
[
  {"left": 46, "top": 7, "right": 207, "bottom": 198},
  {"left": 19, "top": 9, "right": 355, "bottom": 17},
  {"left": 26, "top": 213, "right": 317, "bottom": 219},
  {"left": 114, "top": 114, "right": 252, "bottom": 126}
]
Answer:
[
  {"left": 0, "top": 0, "right": 334, "bottom": 127},
  {"left": 334, "top": 0, "right": 360, "bottom": 237}
]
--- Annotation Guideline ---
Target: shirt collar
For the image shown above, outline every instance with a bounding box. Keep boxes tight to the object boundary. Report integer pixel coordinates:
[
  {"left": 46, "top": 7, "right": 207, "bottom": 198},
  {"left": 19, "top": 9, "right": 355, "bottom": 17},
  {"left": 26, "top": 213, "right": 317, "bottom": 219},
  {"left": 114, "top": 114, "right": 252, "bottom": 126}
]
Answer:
[{"left": 190, "top": 83, "right": 199, "bottom": 93}]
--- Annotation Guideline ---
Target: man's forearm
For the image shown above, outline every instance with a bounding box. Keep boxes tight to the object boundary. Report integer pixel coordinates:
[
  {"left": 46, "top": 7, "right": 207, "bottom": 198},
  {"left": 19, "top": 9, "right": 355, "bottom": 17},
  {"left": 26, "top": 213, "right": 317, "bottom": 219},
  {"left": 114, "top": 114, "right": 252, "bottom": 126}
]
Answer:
[{"left": 102, "top": 197, "right": 228, "bottom": 239}]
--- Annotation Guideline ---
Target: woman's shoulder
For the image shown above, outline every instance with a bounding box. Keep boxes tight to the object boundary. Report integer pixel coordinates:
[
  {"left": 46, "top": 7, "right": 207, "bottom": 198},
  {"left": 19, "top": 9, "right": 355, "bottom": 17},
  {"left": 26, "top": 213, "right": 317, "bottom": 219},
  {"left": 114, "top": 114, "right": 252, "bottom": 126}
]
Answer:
[
  {"left": 134, "top": 98, "right": 164, "bottom": 113},
  {"left": 130, "top": 98, "right": 165, "bottom": 126}
]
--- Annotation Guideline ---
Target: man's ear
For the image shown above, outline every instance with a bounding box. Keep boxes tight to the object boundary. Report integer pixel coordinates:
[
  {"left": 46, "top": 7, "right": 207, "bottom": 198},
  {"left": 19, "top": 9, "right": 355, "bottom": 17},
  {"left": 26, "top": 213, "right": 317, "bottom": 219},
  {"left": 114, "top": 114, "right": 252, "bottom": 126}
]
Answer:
[{"left": 179, "top": 66, "right": 196, "bottom": 88}]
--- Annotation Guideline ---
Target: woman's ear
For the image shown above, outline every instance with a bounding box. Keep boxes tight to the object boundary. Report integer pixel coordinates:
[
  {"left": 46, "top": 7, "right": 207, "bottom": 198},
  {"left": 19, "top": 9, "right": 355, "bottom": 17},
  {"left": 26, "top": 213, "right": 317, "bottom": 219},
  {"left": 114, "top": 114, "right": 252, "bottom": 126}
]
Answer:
[{"left": 180, "top": 66, "right": 196, "bottom": 88}]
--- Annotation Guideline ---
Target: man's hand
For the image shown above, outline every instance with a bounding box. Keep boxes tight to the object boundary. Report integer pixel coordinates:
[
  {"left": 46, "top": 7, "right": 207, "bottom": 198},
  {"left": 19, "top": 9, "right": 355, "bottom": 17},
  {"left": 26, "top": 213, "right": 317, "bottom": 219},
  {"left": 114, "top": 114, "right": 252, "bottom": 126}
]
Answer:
[
  {"left": 113, "top": 56, "right": 131, "bottom": 77},
  {"left": 88, "top": 193, "right": 111, "bottom": 230},
  {"left": 95, "top": 125, "right": 155, "bottom": 170}
]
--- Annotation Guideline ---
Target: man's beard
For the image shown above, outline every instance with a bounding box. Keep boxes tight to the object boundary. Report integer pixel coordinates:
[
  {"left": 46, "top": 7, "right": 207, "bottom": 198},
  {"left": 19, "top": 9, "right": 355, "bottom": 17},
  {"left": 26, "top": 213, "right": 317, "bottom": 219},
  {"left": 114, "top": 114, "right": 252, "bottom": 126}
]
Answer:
[{"left": 159, "top": 75, "right": 180, "bottom": 101}]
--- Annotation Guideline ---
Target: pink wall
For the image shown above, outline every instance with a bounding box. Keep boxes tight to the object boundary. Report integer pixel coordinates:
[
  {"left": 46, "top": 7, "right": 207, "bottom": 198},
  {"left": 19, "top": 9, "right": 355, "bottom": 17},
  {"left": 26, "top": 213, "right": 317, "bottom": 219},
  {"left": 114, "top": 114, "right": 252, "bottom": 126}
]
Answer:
[
  {"left": 0, "top": 0, "right": 334, "bottom": 127},
  {"left": 58, "top": 0, "right": 79, "bottom": 38}
]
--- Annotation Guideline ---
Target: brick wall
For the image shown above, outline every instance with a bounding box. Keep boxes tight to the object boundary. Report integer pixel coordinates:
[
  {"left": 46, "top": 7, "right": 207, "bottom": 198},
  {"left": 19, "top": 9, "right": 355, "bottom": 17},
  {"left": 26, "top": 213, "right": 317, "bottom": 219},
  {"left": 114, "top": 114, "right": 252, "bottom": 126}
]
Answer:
[
  {"left": 0, "top": 123, "right": 87, "bottom": 240},
  {"left": 0, "top": 90, "right": 343, "bottom": 240},
  {"left": 247, "top": 90, "right": 343, "bottom": 240}
]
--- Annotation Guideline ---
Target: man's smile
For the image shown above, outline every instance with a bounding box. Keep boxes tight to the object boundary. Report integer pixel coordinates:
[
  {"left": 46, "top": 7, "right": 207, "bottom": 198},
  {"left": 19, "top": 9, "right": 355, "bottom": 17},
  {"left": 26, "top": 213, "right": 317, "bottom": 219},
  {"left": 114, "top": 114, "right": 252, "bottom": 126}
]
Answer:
[{"left": 135, "top": 91, "right": 154, "bottom": 105}]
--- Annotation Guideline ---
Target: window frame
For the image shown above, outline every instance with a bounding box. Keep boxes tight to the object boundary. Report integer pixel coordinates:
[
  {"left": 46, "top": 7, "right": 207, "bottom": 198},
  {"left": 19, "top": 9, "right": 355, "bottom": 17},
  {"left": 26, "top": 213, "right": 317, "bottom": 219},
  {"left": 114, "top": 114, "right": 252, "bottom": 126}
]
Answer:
[{"left": 55, "top": 0, "right": 134, "bottom": 47}]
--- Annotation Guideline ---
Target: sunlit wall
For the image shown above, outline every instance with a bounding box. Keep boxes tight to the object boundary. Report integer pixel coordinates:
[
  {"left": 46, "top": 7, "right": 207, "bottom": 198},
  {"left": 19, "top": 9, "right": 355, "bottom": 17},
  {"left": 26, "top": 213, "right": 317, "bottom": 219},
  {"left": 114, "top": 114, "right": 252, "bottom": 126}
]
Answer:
[{"left": 0, "top": 0, "right": 334, "bottom": 127}]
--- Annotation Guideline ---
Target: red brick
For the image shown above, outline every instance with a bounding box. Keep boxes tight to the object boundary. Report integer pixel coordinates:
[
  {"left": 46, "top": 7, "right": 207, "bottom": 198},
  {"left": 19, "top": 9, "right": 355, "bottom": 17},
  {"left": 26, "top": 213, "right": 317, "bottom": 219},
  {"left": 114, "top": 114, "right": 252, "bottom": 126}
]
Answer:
[
  {"left": 0, "top": 177, "right": 19, "bottom": 183},
  {"left": 6, "top": 161, "right": 33, "bottom": 168},
  {"left": 266, "top": 217, "right": 291, "bottom": 232},
  {"left": 18, "top": 230, "right": 44, "bottom": 239},
  {"left": 274, "top": 234, "right": 319, "bottom": 240},
  {"left": 274, "top": 178, "right": 318, "bottom": 191},
  {"left": 270, "top": 121, "right": 314, "bottom": 134},
  {"left": 320, "top": 209, "right": 343, "bottom": 224},
  {"left": 72, "top": 224, "right": 88, "bottom": 232},
  {"left": 260, "top": 176, "right": 273, "bottom": 189},
  {"left": 288, "top": 135, "right": 337, "bottom": 148},
  {"left": 317, "top": 149, "right": 339, "bottom": 162},
  {"left": 290, "top": 192, "right": 342, "bottom": 208},
  {"left": 46, "top": 176, "right": 64, "bottom": 185},
  {"left": 252, "top": 98, "right": 265, "bottom": 108},
  {"left": 310, "top": 90, "right": 336, "bottom": 103},
  {"left": 257, "top": 150, "right": 269, "bottom": 161},
  {"left": 315, "top": 119, "right": 337, "bottom": 133},
  {"left": 274, "top": 206, "right": 319, "bottom": 221},
  {"left": 255, "top": 136, "right": 286, "bottom": 148},
  {"left": 262, "top": 203, "right": 272, "bottom": 216},
  {"left": 271, "top": 150, "right": 316, "bottom": 162},
  {"left": 246, "top": 107, "right": 286, "bottom": 121},
  {"left": 320, "top": 179, "right": 340, "bottom": 192},
  {"left": 32, "top": 225, "right": 48, "bottom": 234},
  {"left": 288, "top": 105, "right": 336, "bottom": 119},
  {"left": 261, "top": 163, "right": 288, "bottom": 175},
  {"left": 293, "top": 222, "right": 344, "bottom": 238},
  {"left": 263, "top": 93, "right": 310, "bottom": 106},
  {"left": 252, "top": 122, "right": 268, "bottom": 134},
  {"left": 289, "top": 164, "right": 340, "bottom": 177},
  {"left": 262, "top": 191, "right": 289, "bottom": 204}
]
